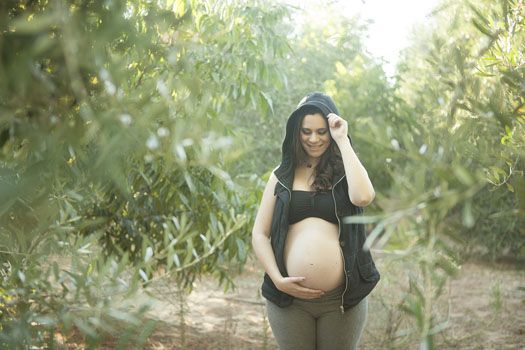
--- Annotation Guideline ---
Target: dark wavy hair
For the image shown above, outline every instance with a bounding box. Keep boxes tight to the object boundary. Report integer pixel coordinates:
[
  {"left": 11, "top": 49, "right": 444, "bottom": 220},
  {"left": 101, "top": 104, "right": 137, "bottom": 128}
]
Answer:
[{"left": 292, "top": 106, "right": 344, "bottom": 191}]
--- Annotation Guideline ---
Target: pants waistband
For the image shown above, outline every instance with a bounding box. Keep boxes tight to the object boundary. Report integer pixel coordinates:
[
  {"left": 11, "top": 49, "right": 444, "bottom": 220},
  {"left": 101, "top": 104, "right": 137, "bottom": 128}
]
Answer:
[{"left": 323, "top": 283, "right": 345, "bottom": 297}]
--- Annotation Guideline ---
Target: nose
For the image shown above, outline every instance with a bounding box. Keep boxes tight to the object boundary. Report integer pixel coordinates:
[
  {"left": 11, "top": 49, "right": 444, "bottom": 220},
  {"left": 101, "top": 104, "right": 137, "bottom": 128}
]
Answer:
[{"left": 309, "top": 133, "right": 319, "bottom": 143}]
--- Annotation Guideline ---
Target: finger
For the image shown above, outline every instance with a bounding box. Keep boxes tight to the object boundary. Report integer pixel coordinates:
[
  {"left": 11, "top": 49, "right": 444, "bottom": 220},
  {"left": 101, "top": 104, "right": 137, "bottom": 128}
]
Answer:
[
  {"left": 328, "top": 114, "right": 336, "bottom": 123},
  {"left": 295, "top": 286, "right": 325, "bottom": 297},
  {"left": 297, "top": 286, "right": 325, "bottom": 296}
]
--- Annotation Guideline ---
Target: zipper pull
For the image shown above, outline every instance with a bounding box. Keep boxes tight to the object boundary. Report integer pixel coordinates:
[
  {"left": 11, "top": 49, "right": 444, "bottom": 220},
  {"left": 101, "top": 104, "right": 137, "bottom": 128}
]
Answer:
[{"left": 340, "top": 305, "right": 345, "bottom": 314}]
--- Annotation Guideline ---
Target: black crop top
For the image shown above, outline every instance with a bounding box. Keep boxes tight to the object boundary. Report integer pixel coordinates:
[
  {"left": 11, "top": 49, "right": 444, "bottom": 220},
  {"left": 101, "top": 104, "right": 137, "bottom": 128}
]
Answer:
[{"left": 288, "top": 190, "right": 338, "bottom": 225}]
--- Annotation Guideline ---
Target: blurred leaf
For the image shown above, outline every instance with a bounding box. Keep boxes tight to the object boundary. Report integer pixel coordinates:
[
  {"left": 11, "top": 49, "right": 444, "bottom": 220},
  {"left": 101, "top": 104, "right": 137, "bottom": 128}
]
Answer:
[{"left": 10, "top": 12, "right": 58, "bottom": 34}]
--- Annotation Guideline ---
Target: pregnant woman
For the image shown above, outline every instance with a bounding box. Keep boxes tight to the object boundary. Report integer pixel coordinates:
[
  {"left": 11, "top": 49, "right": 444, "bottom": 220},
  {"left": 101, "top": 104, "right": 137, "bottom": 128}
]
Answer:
[{"left": 251, "top": 92, "right": 380, "bottom": 350}]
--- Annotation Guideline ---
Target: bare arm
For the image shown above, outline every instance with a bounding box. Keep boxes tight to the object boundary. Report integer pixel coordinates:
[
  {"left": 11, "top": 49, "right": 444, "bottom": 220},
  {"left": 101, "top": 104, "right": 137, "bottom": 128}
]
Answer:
[
  {"left": 251, "top": 172, "right": 283, "bottom": 284},
  {"left": 337, "top": 139, "right": 375, "bottom": 207}
]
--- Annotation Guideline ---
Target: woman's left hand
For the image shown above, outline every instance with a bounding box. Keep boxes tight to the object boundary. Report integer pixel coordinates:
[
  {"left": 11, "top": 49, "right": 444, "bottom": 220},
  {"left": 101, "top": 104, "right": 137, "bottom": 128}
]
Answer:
[{"left": 327, "top": 113, "right": 348, "bottom": 143}]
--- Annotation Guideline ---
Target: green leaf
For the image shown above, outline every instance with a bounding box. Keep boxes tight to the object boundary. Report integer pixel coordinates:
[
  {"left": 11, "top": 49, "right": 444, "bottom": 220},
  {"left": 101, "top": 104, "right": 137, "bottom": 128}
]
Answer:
[
  {"left": 235, "top": 237, "right": 246, "bottom": 261},
  {"left": 471, "top": 19, "right": 494, "bottom": 38},
  {"left": 173, "top": 253, "right": 181, "bottom": 267},
  {"left": 10, "top": 13, "right": 58, "bottom": 34},
  {"left": 461, "top": 200, "right": 475, "bottom": 228},
  {"left": 453, "top": 165, "right": 474, "bottom": 186},
  {"left": 260, "top": 91, "right": 274, "bottom": 115},
  {"left": 175, "top": 0, "right": 188, "bottom": 18}
]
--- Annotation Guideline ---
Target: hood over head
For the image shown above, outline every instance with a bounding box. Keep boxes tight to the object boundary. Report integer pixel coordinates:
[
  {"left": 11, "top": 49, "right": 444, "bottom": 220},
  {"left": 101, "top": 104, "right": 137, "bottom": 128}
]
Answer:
[{"left": 274, "top": 92, "right": 353, "bottom": 189}]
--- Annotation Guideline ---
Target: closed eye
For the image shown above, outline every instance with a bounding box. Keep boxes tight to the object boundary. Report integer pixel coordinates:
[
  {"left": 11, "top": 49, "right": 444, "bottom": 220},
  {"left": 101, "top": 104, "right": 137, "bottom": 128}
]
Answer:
[{"left": 302, "top": 128, "right": 328, "bottom": 134}]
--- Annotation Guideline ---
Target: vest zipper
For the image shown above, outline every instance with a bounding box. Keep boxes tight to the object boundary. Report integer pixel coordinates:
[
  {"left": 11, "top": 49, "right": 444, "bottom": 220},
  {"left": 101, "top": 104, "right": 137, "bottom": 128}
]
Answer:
[{"left": 331, "top": 175, "right": 348, "bottom": 315}]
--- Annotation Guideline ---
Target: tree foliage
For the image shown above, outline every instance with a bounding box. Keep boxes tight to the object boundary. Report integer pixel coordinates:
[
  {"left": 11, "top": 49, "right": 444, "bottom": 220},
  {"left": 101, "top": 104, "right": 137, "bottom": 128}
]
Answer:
[
  {"left": 0, "top": 0, "right": 290, "bottom": 347},
  {"left": 357, "top": 0, "right": 524, "bottom": 346}
]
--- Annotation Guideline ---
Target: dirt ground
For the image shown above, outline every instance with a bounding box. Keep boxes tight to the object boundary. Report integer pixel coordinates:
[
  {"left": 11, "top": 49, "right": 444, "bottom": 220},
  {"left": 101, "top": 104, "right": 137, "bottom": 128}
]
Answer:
[{"left": 140, "top": 253, "right": 525, "bottom": 350}]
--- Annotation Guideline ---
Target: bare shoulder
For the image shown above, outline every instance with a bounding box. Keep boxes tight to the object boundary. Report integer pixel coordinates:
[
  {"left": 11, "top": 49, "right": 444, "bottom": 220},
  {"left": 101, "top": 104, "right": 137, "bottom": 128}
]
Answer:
[
  {"left": 260, "top": 170, "right": 278, "bottom": 197},
  {"left": 267, "top": 170, "right": 278, "bottom": 186}
]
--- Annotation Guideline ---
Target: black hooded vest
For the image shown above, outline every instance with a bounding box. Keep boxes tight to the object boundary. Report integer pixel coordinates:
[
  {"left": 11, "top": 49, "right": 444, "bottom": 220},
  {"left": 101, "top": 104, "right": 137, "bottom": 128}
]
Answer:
[{"left": 260, "top": 92, "right": 380, "bottom": 313}]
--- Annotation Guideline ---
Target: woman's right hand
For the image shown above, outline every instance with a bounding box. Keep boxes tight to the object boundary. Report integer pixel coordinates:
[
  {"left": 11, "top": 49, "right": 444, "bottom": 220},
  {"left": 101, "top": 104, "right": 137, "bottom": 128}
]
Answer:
[{"left": 275, "top": 276, "right": 325, "bottom": 299}]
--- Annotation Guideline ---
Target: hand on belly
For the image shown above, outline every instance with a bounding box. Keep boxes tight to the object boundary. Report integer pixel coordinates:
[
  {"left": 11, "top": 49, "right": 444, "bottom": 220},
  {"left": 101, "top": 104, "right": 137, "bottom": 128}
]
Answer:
[{"left": 274, "top": 276, "right": 326, "bottom": 299}]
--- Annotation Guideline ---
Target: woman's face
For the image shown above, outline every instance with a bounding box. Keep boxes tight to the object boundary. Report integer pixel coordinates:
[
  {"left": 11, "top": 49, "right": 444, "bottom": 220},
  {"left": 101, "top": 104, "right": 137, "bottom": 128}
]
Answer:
[{"left": 300, "top": 113, "right": 331, "bottom": 159}]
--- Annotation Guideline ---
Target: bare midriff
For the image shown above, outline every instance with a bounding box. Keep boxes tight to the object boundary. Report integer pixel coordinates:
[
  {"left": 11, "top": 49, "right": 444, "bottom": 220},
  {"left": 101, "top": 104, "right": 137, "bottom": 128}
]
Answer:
[{"left": 284, "top": 217, "right": 345, "bottom": 292}]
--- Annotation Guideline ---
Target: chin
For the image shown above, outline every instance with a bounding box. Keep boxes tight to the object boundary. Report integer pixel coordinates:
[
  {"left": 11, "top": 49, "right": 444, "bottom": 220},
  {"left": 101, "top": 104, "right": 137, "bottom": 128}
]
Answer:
[{"left": 307, "top": 148, "right": 328, "bottom": 158}]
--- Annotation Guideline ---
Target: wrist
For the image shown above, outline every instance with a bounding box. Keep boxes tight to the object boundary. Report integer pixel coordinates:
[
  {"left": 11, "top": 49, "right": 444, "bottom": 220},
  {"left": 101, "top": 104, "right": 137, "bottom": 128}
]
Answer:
[
  {"left": 271, "top": 274, "right": 284, "bottom": 289},
  {"left": 335, "top": 137, "right": 351, "bottom": 148}
]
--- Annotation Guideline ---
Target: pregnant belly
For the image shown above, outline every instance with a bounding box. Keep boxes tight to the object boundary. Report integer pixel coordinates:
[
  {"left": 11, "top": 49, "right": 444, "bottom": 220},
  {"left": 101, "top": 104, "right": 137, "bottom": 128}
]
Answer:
[{"left": 284, "top": 218, "right": 345, "bottom": 292}]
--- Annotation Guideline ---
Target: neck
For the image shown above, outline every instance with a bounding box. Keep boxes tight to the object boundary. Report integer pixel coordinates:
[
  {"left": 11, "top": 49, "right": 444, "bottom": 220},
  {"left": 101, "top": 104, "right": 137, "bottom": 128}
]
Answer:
[{"left": 304, "top": 157, "right": 320, "bottom": 168}]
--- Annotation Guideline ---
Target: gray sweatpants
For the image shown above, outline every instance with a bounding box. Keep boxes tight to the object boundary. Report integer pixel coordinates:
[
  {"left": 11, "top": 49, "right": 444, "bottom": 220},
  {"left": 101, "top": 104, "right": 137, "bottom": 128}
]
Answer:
[{"left": 265, "top": 283, "right": 368, "bottom": 350}]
